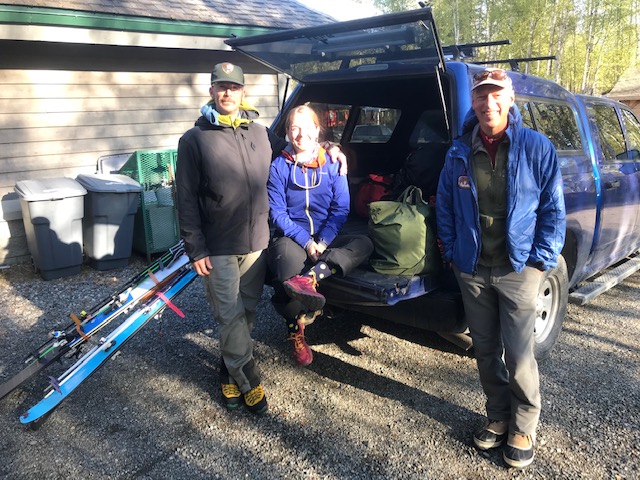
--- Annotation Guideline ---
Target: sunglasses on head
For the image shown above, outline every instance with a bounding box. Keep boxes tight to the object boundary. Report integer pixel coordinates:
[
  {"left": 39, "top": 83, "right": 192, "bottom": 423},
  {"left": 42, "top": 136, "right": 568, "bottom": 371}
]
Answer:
[{"left": 473, "top": 69, "right": 508, "bottom": 82}]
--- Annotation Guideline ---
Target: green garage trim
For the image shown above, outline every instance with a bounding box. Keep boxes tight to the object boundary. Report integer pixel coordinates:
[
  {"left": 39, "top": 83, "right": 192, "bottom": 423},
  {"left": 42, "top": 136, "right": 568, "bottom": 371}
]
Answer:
[{"left": 0, "top": 5, "right": 280, "bottom": 37}]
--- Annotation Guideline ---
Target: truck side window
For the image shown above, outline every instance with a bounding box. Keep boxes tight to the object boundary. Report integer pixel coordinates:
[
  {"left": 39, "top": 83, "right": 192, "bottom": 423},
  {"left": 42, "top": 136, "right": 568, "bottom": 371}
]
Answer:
[
  {"left": 530, "top": 102, "right": 582, "bottom": 152},
  {"left": 590, "top": 105, "right": 626, "bottom": 161},
  {"left": 621, "top": 109, "right": 640, "bottom": 160},
  {"left": 307, "top": 102, "right": 352, "bottom": 143},
  {"left": 515, "top": 100, "right": 535, "bottom": 130}
]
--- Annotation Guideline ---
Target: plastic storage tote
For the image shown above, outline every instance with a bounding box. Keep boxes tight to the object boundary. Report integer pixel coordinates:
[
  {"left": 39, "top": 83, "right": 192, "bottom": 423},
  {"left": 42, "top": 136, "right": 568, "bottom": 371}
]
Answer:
[
  {"left": 118, "top": 150, "right": 179, "bottom": 260},
  {"left": 75, "top": 174, "right": 143, "bottom": 270},
  {"left": 14, "top": 177, "right": 87, "bottom": 280}
]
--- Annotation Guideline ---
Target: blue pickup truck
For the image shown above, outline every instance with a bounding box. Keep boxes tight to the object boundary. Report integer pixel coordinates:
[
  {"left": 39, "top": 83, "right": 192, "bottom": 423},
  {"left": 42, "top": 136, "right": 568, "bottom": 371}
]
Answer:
[{"left": 227, "top": 8, "right": 640, "bottom": 359}]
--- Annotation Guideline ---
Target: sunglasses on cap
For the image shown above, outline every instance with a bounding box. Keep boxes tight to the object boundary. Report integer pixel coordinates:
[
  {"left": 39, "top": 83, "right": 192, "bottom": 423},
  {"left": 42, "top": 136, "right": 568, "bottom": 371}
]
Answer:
[{"left": 473, "top": 68, "right": 508, "bottom": 82}]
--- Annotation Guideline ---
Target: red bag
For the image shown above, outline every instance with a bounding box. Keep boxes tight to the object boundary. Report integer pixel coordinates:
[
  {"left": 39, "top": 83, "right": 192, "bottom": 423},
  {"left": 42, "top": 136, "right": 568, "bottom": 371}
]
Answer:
[{"left": 354, "top": 174, "right": 393, "bottom": 218}]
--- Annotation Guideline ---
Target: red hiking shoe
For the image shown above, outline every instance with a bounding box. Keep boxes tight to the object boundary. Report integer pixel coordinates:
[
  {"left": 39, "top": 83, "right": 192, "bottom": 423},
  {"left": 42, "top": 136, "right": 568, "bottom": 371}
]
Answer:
[
  {"left": 283, "top": 275, "right": 326, "bottom": 311},
  {"left": 288, "top": 320, "right": 313, "bottom": 366}
]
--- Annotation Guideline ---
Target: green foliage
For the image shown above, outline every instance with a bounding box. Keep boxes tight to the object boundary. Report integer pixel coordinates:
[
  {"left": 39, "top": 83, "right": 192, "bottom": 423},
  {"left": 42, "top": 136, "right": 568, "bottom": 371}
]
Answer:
[{"left": 368, "top": 0, "right": 640, "bottom": 94}]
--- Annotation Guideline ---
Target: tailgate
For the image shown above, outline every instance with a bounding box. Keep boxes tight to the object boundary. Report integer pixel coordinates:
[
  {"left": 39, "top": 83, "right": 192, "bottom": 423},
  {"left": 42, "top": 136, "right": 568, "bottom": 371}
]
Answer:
[{"left": 319, "top": 268, "right": 443, "bottom": 306}]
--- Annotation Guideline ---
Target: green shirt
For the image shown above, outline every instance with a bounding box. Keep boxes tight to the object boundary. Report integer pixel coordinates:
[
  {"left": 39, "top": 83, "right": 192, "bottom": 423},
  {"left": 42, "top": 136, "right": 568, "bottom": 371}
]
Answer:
[{"left": 471, "top": 125, "right": 511, "bottom": 267}]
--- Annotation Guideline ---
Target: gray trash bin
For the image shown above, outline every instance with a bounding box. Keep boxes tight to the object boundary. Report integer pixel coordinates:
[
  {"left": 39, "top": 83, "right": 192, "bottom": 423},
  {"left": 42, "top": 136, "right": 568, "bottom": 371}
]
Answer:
[
  {"left": 14, "top": 177, "right": 87, "bottom": 280},
  {"left": 75, "top": 173, "right": 142, "bottom": 270}
]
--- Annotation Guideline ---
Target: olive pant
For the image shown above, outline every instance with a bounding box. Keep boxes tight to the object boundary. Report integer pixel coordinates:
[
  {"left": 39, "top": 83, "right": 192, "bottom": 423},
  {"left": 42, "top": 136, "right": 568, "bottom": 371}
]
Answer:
[
  {"left": 203, "top": 250, "right": 266, "bottom": 394},
  {"left": 453, "top": 263, "right": 543, "bottom": 436}
]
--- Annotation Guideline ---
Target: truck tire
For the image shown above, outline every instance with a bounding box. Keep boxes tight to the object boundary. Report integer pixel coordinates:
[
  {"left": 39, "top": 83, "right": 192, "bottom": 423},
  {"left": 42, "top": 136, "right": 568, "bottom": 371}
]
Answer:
[{"left": 534, "top": 255, "right": 568, "bottom": 360}]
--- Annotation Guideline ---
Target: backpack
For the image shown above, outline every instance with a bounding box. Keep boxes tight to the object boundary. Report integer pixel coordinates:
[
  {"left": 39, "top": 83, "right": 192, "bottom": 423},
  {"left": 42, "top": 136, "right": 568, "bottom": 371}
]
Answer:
[
  {"left": 353, "top": 174, "right": 394, "bottom": 218},
  {"left": 392, "top": 144, "right": 448, "bottom": 200},
  {"left": 368, "top": 186, "right": 442, "bottom": 275}
]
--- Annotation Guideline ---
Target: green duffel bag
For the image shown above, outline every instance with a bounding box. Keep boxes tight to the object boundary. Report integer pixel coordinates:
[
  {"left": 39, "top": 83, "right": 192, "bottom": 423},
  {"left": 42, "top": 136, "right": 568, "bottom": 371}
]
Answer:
[{"left": 368, "top": 186, "right": 442, "bottom": 276}]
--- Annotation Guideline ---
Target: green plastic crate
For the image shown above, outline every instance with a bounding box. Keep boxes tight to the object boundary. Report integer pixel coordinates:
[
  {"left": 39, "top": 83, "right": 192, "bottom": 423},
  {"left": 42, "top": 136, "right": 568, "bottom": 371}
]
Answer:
[{"left": 119, "top": 150, "right": 179, "bottom": 258}]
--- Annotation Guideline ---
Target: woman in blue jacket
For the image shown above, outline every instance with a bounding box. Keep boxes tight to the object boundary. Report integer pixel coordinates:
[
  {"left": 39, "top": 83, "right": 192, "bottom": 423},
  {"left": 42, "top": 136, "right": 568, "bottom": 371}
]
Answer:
[{"left": 267, "top": 105, "right": 373, "bottom": 366}]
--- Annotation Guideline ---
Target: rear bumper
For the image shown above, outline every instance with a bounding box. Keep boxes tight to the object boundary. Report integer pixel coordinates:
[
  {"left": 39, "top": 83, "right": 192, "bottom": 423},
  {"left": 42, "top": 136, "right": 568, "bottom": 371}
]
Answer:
[{"left": 319, "top": 269, "right": 466, "bottom": 333}]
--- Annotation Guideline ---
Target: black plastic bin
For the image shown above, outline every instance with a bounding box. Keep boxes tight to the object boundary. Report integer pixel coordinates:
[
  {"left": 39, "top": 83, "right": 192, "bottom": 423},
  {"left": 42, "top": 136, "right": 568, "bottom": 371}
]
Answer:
[
  {"left": 14, "top": 177, "right": 87, "bottom": 280},
  {"left": 75, "top": 173, "right": 142, "bottom": 270}
]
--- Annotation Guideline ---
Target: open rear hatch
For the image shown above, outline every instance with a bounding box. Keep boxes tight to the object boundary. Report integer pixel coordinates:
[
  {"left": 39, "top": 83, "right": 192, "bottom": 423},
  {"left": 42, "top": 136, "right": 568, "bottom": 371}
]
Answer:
[{"left": 225, "top": 8, "right": 446, "bottom": 83}]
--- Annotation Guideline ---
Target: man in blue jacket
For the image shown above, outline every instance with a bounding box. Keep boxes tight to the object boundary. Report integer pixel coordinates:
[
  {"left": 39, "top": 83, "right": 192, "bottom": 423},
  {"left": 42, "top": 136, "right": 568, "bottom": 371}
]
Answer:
[{"left": 436, "top": 68, "right": 566, "bottom": 469}]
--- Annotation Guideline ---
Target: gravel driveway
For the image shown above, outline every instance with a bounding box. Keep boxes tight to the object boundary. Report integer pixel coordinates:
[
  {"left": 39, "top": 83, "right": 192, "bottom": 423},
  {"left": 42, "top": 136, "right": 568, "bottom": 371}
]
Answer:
[{"left": 0, "top": 257, "right": 638, "bottom": 479}]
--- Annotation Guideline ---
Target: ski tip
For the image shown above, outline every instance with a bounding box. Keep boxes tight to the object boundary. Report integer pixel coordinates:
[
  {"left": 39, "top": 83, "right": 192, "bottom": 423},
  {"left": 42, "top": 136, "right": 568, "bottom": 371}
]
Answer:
[{"left": 20, "top": 411, "right": 52, "bottom": 430}]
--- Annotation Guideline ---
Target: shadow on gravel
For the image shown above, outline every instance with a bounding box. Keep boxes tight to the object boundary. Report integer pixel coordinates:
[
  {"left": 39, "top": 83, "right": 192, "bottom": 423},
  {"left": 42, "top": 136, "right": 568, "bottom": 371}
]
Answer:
[
  {"left": 559, "top": 324, "right": 640, "bottom": 355},
  {"left": 306, "top": 349, "right": 479, "bottom": 443},
  {"left": 304, "top": 307, "right": 473, "bottom": 358}
]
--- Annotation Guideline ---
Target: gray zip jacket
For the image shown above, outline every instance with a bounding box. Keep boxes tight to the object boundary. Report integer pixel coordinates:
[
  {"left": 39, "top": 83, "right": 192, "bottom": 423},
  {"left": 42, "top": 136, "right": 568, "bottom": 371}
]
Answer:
[{"left": 176, "top": 106, "right": 283, "bottom": 261}]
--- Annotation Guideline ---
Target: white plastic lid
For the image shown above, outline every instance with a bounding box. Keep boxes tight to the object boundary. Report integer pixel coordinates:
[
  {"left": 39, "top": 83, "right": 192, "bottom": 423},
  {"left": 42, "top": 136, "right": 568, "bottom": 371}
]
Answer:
[
  {"left": 14, "top": 177, "right": 87, "bottom": 201},
  {"left": 75, "top": 173, "right": 143, "bottom": 193}
]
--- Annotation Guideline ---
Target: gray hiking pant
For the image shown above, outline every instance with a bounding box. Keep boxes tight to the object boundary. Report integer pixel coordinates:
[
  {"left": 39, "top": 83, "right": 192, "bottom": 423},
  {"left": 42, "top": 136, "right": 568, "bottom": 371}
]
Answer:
[
  {"left": 453, "top": 263, "right": 543, "bottom": 436},
  {"left": 203, "top": 250, "right": 266, "bottom": 393}
]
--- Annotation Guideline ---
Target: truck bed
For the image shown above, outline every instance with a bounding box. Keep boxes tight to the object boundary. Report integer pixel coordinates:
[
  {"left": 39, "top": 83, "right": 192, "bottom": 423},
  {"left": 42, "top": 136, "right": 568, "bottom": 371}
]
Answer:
[{"left": 319, "top": 216, "right": 445, "bottom": 306}]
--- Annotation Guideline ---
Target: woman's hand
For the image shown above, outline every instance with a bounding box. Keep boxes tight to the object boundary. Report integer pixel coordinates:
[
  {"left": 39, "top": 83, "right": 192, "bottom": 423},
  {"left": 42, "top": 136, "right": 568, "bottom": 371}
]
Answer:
[{"left": 306, "top": 241, "right": 325, "bottom": 262}]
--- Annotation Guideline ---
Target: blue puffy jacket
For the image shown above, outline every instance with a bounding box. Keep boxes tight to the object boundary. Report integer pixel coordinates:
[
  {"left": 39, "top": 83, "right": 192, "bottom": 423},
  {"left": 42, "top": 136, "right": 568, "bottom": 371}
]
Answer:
[
  {"left": 268, "top": 147, "right": 350, "bottom": 249},
  {"left": 436, "top": 105, "right": 566, "bottom": 274}
]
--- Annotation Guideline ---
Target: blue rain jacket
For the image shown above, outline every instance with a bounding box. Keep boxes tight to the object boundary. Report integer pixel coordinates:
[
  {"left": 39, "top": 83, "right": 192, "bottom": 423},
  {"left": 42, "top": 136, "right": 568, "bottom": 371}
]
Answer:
[{"left": 436, "top": 105, "right": 566, "bottom": 274}]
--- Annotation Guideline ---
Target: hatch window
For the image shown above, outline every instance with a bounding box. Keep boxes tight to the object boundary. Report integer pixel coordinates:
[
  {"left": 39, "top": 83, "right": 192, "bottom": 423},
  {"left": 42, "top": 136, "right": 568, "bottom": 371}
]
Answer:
[
  {"left": 225, "top": 9, "right": 442, "bottom": 83},
  {"left": 349, "top": 107, "right": 401, "bottom": 143}
]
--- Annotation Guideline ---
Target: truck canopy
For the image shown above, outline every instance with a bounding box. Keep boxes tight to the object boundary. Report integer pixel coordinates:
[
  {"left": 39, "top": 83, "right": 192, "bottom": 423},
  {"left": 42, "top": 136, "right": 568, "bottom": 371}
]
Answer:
[{"left": 225, "top": 8, "right": 445, "bottom": 83}]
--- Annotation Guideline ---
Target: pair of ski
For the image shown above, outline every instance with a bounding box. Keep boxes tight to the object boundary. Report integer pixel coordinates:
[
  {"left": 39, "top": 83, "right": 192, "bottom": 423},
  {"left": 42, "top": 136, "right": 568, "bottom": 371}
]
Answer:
[
  {"left": 0, "top": 241, "right": 199, "bottom": 428},
  {"left": 20, "top": 264, "right": 197, "bottom": 428},
  {"left": 0, "top": 241, "right": 187, "bottom": 402}
]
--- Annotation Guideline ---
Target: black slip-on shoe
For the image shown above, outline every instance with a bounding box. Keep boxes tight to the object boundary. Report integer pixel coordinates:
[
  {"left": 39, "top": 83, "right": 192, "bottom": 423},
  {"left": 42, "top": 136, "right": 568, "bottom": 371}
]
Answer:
[
  {"left": 473, "top": 419, "right": 509, "bottom": 450},
  {"left": 503, "top": 433, "right": 535, "bottom": 469}
]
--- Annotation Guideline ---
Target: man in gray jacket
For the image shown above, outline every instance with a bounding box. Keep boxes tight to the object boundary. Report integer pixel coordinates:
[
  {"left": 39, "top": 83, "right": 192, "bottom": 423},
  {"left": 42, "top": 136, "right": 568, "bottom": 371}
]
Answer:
[{"left": 177, "top": 62, "right": 275, "bottom": 414}]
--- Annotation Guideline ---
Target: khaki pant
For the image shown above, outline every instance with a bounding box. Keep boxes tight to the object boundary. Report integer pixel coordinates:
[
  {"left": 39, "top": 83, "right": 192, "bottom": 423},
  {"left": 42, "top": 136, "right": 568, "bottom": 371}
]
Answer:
[
  {"left": 203, "top": 250, "right": 266, "bottom": 393},
  {"left": 454, "top": 263, "right": 543, "bottom": 436}
]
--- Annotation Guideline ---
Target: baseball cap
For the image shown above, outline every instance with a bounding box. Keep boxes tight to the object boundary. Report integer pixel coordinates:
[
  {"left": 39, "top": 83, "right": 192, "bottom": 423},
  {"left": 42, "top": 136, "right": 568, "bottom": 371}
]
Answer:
[
  {"left": 211, "top": 62, "right": 245, "bottom": 86},
  {"left": 471, "top": 68, "right": 512, "bottom": 91}
]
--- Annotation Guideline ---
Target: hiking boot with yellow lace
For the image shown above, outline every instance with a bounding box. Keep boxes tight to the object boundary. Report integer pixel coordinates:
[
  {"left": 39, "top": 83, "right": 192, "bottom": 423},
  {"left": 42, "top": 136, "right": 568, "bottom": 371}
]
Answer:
[
  {"left": 283, "top": 275, "right": 326, "bottom": 311},
  {"left": 243, "top": 384, "right": 268, "bottom": 415},
  {"left": 219, "top": 360, "right": 242, "bottom": 410},
  {"left": 503, "top": 433, "right": 535, "bottom": 469},
  {"left": 221, "top": 382, "right": 242, "bottom": 410},
  {"left": 288, "top": 319, "right": 313, "bottom": 366}
]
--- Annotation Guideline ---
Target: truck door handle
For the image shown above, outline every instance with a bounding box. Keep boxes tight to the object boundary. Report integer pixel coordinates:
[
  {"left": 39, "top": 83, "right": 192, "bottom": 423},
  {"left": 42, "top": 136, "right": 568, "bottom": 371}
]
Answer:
[{"left": 604, "top": 180, "right": 620, "bottom": 189}]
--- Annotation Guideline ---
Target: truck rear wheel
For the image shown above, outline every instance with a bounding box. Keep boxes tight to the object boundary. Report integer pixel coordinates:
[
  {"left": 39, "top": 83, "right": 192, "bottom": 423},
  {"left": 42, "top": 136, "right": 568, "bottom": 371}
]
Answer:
[{"left": 534, "top": 255, "right": 568, "bottom": 360}]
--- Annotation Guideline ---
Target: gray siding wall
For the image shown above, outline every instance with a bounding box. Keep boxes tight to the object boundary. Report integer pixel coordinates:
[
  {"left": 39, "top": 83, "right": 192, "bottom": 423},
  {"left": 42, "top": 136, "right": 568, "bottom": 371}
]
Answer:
[{"left": 0, "top": 69, "right": 280, "bottom": 265}]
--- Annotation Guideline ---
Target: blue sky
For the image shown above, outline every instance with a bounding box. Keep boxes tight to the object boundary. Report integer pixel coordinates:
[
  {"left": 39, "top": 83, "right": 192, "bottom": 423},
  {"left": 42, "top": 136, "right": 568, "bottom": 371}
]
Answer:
[{"left": 297, "top": 0, "right": 381, "bottom": 21}]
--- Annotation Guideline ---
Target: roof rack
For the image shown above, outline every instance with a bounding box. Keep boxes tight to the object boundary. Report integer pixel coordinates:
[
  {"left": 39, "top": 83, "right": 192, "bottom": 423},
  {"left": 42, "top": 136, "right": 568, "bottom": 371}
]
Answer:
[
  {"left": 473, "top": 56, "right": 557, "bottom": 72},
  {"left": 442, "top": 40, "right": 512, "bottom": 61},
  {"left": 441, "top": 36, "right": 557, "bottom": 72}
]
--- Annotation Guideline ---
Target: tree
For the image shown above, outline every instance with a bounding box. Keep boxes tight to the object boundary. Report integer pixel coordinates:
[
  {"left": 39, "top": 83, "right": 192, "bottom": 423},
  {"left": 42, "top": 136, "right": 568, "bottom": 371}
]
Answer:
[{"left": 365, "top": 0, "right": 639, "bottom": 94}]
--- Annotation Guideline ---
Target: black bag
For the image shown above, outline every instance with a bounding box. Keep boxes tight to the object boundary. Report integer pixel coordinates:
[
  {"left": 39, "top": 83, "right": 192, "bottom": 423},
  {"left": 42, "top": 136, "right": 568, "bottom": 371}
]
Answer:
[{"left": 392, "top": 144, "right": 447, "bottom": 200}]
